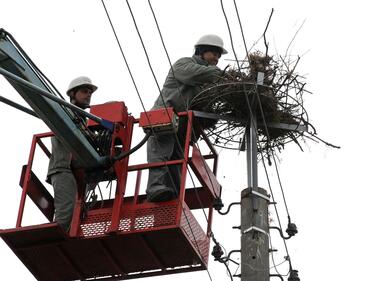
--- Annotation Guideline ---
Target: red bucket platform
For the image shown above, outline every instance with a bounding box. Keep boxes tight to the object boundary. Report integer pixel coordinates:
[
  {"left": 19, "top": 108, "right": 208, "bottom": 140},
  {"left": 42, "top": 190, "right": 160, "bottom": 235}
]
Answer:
[{"left": 0, "top": 104, "right": 222, "bottom": 281}]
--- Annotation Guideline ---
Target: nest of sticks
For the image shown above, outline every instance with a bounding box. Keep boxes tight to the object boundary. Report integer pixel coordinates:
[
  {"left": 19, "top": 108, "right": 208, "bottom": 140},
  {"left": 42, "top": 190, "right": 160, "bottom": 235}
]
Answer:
[{"left": 191, "top": 51, "right": 328, "bottom": 158}]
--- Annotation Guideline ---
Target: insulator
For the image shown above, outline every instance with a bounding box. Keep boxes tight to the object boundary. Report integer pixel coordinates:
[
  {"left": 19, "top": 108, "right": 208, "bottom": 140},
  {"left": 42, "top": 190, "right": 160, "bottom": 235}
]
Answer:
[
  {"left": 213, "top": 198, "right": 224, "bottom": 211},
  {"left": 286, "top": 222, "right": 298, "bottom": 237},
  {"left": 211, "top": 244, "right": 224, "bottom": 261},
  {"left": 288, "top": 269, "right": 300, "bottom": 281}
]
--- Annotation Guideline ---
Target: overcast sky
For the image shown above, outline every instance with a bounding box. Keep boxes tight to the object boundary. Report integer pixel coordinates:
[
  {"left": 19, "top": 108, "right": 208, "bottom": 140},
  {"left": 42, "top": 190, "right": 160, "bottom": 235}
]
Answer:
[{"left": 1, "top": 0, "right": 374, "bottom": 281}]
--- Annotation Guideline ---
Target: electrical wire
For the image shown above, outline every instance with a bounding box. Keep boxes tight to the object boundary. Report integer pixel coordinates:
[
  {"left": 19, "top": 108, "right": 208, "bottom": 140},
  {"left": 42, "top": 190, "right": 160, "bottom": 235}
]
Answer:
[
  {"left": 221, "top": 0, "right": 298, "bottom": 275},
  {"left": 101, "top": 2, "right": 216, "bottom": 279},
  {"left": 145, "top": 6, "right": 236, "bottom": 281},
  {"left": 126, "top": 3, "right": 219, "bottom": 277},
  {"left": 111, "top": 130, "right": 152, "bottom": 163},
  {"left": 100, "top": 0, "right": 147, "bottom": 113},
  {"left": 101, "top": 2, "right": 255, "bottom": 280},
  {"left": 101, "top": 0, "right": 181, "bottom": 195},
  {"left": 147, "top": 0, "right": 221, "bottom": 207},
  {"left": 232, "top": 6, "right": 295, "bottom": 269},
  {"left": 101, "top": 0, "right": 181, "bottom": 202},
  {"left": 122, "top": 0, "right": 191, "bottom": 203},
  {"left": 147, "top": 0, "right": 222, "bottom": 198}
]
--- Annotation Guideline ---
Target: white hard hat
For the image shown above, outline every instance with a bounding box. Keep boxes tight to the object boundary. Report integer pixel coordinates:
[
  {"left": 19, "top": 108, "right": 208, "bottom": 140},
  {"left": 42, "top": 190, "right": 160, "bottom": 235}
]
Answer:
[
  {"left": 66, "top": 76, "right": 97, "bottom": 95},
  {"left": 195, "top": 34, "right": 228, "bottom": 54}
]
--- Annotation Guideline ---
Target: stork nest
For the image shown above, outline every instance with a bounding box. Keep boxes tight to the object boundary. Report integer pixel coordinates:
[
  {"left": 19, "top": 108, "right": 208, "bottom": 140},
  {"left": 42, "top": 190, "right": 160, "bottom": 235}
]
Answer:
[{"left": 190, "top": 51, "right": 317, "bottom": 157}]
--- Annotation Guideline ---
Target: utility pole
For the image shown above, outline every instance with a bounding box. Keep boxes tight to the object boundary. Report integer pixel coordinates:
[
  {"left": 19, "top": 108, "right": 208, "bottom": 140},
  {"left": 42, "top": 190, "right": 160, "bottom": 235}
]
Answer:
[
  {"left": 239, "top": 74, "right": 307, "bottom": 280},
  {"left": 241, "top": 116, "right": 270, "bottom": 281}
]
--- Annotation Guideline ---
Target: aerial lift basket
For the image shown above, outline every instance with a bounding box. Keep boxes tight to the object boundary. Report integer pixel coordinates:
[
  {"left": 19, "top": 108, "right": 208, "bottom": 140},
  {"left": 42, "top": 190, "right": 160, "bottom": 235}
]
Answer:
[{"left": 0, "top": 104, "right": 222, "bottom": 281}]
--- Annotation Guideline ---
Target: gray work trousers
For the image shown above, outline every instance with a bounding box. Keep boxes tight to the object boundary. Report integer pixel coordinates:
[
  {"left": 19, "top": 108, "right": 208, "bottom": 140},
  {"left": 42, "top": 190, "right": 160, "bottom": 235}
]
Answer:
[
  {"left": 146, "top": 132, "right": 184, "bottom": 197},
  {"left": 50, "top": 171, "right": 77, "bottom": 231}
]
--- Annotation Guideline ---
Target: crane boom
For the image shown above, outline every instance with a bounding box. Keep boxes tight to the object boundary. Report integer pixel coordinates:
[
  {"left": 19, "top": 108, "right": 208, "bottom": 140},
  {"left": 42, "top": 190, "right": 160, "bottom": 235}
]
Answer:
[{"left": 0, "top": 28, "right": 107, "bottom": 169}]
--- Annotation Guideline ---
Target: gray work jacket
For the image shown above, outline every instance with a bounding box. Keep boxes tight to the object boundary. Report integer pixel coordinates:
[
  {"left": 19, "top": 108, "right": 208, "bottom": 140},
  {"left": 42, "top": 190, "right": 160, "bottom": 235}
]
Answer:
[
  {"left": 46, "top": 136, "right": 72, "bottom": 183},
  {"left": 152, "top": 55, "right": 222, "bottom": 112}
]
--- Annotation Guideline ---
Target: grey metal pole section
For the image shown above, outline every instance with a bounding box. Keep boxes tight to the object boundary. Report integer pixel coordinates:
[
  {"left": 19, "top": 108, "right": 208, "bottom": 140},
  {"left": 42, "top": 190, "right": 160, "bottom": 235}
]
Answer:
[{"left": 246, "top": 120, "right": 258, "bottom": 191}]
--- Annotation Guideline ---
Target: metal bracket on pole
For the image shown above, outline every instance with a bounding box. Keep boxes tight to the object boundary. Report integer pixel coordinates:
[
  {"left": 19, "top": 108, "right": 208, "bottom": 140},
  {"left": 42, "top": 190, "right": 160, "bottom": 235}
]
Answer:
[
  {"left": 242, "top": 226, "right": 269, "bottom": 237},
  {"left": 251, "top": 188, "right": 270, "bottom": 202},
  {"left": 242, "top": 188, "right": 270, "bottom": 202}
]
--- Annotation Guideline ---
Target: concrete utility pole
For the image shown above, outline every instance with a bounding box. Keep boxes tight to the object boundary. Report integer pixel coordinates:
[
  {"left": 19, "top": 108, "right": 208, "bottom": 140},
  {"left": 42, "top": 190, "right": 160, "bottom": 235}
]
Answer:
[
  {"left": 241, "top": 118, "right": 270, "bottom": 281},
  {"left": 239, "top": 71, "right": 306, "bottom": 280}
]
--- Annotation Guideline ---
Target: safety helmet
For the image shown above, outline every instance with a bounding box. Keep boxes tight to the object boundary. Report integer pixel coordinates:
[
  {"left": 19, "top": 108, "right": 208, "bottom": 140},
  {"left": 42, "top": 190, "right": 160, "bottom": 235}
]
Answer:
[
  {"left": 195, "top": 34, "right": 228, "bottom": 54},
  {"left": 66, "top": 76, "right": 97, "bottom": 96}
]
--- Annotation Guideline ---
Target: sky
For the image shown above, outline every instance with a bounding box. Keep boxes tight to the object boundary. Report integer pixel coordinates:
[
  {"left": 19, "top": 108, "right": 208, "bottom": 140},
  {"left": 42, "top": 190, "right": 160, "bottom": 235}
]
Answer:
[{"left": 1, "top": 0, "right": 374, "bottom": 280}]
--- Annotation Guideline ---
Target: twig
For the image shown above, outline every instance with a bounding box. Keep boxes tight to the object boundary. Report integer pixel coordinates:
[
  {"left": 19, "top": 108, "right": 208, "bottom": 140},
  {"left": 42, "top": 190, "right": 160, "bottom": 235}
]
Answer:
[{"left": 263, "top": 8, "right": 274, "bottom": 57}]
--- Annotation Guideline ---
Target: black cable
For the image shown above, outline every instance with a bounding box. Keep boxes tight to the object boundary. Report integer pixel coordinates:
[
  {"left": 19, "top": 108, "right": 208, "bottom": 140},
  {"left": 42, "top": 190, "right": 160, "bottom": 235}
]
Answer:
[
  {"left": 101, "top": 0, "right": 180, "bottom": 197},
  {"left": 147, "top": 0, "right": 221, "bottom": 204},
  {"left": 147, "top": 0, "right": 189, "bottom": 108},
  {"left": 111, "top": 130, "right": 152, "bottom": 163},
  {"left": 221, "top": 1, "right": 299, "bottom": 275},
  {"left": 270, "top": 274, "right": 285, "bottom": 281},
  {"left": 230, "top": 2, "right": 299, "bottom": 268},
  {"left": 100, "top": 0, "right": 148, "bottom": 113},
  {"left": 145, "top": 5, "right": 232, "bottom": 279},
  {"left": 260, "top": 156, "right": 291, "bottom": 261},
  {"left": 147, "top": 2, "right": 219, "bottom": 201},
  {"left": 145, "top": 8, "right": 236, "bottom": 281},
  {"left": 144, "top": 0, "right": 219, "bottom": 207},
  {"left": 102, "top": 3, "right": 215, "bottom": 279},
  {"left": 101, "top": 0, "right": 183, "bottom": 201},
  {"left": 102, "top": 3, "right": 229, "bottom": 280},
  {"left": 223, "top": 261, "right": 234, "bottom": 281},
  {"left": 222, "top": 249, "right": 241, "bottom": 263},
  {"left": 122, "top": 0, "right": 186, "bottom": 197},
  {"left": 220, "top": 0, "right": 256, "bottom": 129}
]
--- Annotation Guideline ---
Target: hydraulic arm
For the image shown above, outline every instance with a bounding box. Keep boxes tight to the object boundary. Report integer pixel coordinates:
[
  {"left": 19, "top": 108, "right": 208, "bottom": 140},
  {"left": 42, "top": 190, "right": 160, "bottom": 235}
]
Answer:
[{"left": 0, "top": 29, "right": 108, "bottom": 169}]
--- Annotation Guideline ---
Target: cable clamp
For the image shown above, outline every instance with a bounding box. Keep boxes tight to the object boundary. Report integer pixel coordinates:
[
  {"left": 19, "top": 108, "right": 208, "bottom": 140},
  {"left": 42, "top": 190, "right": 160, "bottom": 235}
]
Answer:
[{"left": 242, "top": 226, "right": 269, "bottom": 237}]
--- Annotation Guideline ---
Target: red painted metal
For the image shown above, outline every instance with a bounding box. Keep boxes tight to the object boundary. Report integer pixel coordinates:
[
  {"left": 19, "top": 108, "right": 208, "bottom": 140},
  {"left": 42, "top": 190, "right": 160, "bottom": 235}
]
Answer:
[
  {"left": 133, "top": 170, "right": 142, "bottom": 204},
  {"left": 190, "top": 144, "right": 222, "bottom": 200},
  {"left": 87, "top": 101, "right": 128, "bottom": 126},
  {"left": 19, "top": 165, "right": 54, "bottom": 222},
  {"left": 139, "top": 107, "right": 176, "bottom": 131},
  {"left": 16, "top": 134, "right": 38, "bottom": 227},
  {"left": 0, "top": 106, "right": 221, "bottom": 281},
  {"left": 108, "top": 115, "right": 134, "bottom": 233}
]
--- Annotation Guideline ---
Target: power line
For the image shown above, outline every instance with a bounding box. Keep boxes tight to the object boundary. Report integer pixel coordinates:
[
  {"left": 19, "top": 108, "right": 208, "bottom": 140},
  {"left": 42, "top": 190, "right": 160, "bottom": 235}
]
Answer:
[
  {"left": 100, "top": 0, "right": 147, "bottom": 113},
  {"left": 220, "top": 0, "right": 299, "bottom": 277},
  {"left": 101, "top": 2, "right": 220, "bottom": 279}
]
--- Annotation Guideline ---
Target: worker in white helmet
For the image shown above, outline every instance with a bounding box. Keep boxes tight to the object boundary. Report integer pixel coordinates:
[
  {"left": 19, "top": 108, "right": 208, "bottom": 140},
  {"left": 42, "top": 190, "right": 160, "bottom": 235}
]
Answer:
[
  {"left": 46, "top": 76, "right": 97, "bottom": 232},
  {"left": 146, "top": 34, "right": 227, "bottom": 202}
]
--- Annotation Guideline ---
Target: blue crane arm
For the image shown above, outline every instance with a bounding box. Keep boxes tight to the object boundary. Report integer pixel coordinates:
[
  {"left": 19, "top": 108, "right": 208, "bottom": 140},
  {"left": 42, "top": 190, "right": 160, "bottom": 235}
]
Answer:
[{"left": 0, "top": 29, "right": 108, "bottom": 169}]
